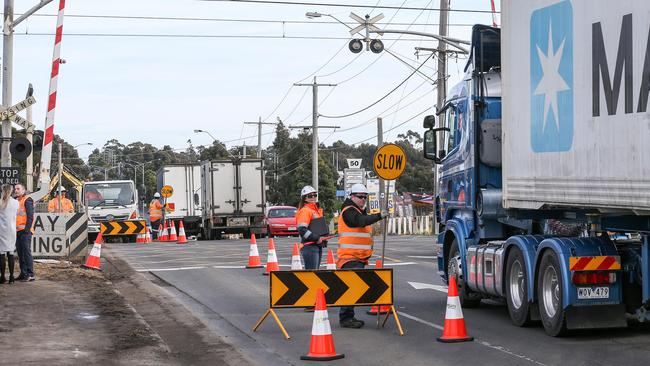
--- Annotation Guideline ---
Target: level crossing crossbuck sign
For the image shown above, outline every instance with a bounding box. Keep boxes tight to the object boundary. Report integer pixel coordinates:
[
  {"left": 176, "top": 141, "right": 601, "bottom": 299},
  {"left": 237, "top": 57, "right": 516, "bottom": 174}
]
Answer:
[{"left": 0, "top": 96, "right": 36, "bottom": 121}]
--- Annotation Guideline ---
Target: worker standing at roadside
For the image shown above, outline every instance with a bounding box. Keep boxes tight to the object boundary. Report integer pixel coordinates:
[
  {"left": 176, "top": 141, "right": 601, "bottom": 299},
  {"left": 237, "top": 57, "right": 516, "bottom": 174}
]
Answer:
[
  {"left": 337, "top": 183, "right": 386, "bottom": 328},
  {"left": 47, "top": 187, "right": 75, "bottom": 213},
  {"left": 14, "top": 183, "right": 35, "bottom": 282},
  {"left": 149, "top": 193, "right": 164, "bottom": 239},
  {"left": 295, "top": 186, "right": 329, "bottom": 270}
]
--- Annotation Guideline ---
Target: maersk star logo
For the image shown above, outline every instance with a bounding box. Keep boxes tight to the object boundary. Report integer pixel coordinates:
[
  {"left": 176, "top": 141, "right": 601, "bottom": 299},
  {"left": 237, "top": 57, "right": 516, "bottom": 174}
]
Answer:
[{"left": 530, "top": 1, "right": 573, "bottom": 152}]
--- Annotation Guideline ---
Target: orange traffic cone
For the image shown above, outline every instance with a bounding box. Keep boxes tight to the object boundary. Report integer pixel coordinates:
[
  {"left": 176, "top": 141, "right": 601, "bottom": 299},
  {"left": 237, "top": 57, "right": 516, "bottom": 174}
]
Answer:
[
  {"left": 264, "top": 238, "right": 280, "bottom": 275},
  {"left": 367, "top": 259, "right": 391, "bottom": 315},
  {"left": 136, "top": 231, "right": 145, "bottom": 244},
  {"left": 177, "top": 221, "right": 188, "bottom": 244},
  {"left": 159, "top": 221, "right": 169, "bottom": 242},
  {"left": 83, "top": 233, "right": 103, "bottom": 270},
  {"left": 301, "top": 288, "right": 345, "bottom": 361},
  {"left": 437, "top": 276, "right": 474, "bottom": 343},
  {"left": 145, "top": 225, "right": 153, "bottom": 243},
  {"left": 168, "top": 220, "right": 178, "bottom": 242},
  {"left": 291, "top": 242, "right": 303, "bottom": 270},
  {"left": 246, "top": 234, "right": 263, "bottom": 269},
  {"left": 326, "top": 249, "right": 336, "bottom": 270}
]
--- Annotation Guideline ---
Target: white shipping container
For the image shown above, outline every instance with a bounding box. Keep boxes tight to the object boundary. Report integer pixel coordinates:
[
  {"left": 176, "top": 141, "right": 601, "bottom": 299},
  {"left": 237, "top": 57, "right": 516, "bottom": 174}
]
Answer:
[
  {"left": 502, "top": 0, "right": 650, "bottom": 213},
  {"left": 202, "top": 159, "right": 265, "bottom": 216}
]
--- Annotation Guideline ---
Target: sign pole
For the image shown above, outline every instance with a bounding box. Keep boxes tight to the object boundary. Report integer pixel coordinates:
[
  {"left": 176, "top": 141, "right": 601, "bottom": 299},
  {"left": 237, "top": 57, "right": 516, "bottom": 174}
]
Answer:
[{"left": 381, "top": 180, "right": 389, "bottom": 266}]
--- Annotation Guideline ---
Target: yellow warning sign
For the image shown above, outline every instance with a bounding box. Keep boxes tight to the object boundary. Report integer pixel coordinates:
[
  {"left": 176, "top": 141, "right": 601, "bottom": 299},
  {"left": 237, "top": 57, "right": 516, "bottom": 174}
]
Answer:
[
  {"left": 160, "top": 185, "right": 174, "bottom": 198},
  {"left": 373, "top": 143, "right": 407, "bottom": 180}
]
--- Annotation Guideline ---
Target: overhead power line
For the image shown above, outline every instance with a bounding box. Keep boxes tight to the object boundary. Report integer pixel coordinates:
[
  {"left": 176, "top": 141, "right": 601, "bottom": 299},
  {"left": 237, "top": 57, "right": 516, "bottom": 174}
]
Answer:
[
  {"left": 205, "top": 0, "right": 499, "bottom": 14},
  {"left": 14, "top": 12, "right": 477, "bottom": 27},
  {"left": 15, "top": 32, "right": 440, "bottom": 40}
]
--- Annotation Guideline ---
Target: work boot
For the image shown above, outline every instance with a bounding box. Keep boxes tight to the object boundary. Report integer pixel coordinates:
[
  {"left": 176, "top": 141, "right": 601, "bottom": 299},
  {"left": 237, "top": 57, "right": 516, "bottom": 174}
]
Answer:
[
  {"left": 8, "top": 275, "right": 14, "bottom": 284},
  {"left": 339, "top": 318, "right": 364, "bottom": 328},
  {"left": 0, "top": 276, "right": 5, "bottom": 284}
]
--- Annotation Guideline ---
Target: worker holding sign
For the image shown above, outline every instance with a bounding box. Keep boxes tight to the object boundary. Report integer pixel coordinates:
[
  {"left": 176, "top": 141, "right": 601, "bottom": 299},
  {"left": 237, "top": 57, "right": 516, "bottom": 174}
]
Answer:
[{"left": 336, "top": 183, "right": 387, "bottom": 328}]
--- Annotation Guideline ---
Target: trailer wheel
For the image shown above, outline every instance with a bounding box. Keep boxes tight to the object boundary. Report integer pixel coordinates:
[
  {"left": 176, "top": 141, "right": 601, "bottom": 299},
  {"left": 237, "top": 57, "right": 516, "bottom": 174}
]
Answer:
[
  {"left": 537, "top": 250, "right": 567, "bottom": 336},
  {"left": 448, "top": 240, "right": 481, "bottom": 308},
  {"left": 506, "top": 247, "right": 532, "bottom": 326}
]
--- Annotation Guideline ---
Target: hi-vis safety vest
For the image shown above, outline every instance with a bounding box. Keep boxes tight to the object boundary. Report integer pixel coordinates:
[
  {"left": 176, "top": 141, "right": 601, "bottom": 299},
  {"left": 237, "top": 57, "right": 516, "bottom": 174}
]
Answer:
[
  {"left": 295, "top": 203, "right": 323, "bottom": 244},
  {"left": 149, "top": 200, "right": 163, "bottom": 221},
  {"left": 48, "top": 197, "right": 74, "bottom": 213},
  {"left": 16, "top": 196, "right": 34, "bottom": 233},
  {"left": 336, "top": 205, "right": 373, "bottom": 268}
]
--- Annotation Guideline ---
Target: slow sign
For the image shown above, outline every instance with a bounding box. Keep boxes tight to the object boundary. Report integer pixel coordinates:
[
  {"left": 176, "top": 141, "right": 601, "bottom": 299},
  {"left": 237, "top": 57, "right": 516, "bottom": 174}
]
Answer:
[
  {"left": 373, "top": 143, "right": 407, "bottom": 180},
  {"left": 160, "top": 185, "right": 174, "bottom": 198}
]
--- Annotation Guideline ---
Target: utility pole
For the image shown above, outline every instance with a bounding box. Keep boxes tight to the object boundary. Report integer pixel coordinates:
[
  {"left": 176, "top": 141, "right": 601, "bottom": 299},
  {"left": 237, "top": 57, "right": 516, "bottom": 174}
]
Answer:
[
  {"left": 377, "top": 117, "right": 385, "bottom": 209},
  {"left": 1, "top": 0, "right": 14, "bottom": 167},
  {"left": 243, "top": 116, "right": 276, "bottom": 158},
  {"left": 1, "top": 0, "right": 54, "bottom": 167},
  {"left": 293, "top": 77, "right": 337, "bottom": 191},
  {"left": 26, "top": 84, "right": 34, "bottom": 191},
  {"left": 434, "top": 0, "right": 450, "bottom": 236}
]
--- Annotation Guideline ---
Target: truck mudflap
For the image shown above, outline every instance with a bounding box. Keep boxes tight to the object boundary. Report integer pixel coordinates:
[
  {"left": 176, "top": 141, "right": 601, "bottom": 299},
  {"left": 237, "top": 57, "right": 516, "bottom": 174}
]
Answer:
[{"left": 565, "top": 304, "right": 627, "bottom": 330}]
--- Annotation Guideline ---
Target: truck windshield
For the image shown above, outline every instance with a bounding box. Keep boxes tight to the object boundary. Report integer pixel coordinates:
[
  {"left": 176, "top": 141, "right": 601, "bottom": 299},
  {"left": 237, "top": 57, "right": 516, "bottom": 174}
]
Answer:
[{"left": 84, "top": 183, "right": 135, "bottom": 207}]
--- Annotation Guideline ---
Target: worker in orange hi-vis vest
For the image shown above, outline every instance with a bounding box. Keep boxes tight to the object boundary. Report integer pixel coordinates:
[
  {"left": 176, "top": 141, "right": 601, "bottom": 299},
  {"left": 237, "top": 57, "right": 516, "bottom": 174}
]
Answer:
[
  {"left": 47, "top": 187, "right": 75, "bottom": 213},
  {"left": 295, "top": 186, "right": 330, "bottom": 270},
  {"left": 337, "top": 183, "right": 387, "bottom": 328},
  {"left": 148, "top": 193, "right": 164, "bottom": 239},
  {"left": 14, "top": 183, "right": 35, "bottom": 282}
]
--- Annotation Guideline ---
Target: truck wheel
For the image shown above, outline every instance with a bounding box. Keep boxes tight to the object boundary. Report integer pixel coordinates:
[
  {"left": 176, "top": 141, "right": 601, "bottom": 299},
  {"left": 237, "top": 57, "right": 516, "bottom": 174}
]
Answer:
[
  {"left": 506, "top": 247, "right": 532, "bottom": 326},
  {"left": 537, "top": 250, "right": 567, "bottom": 336},
  {"left": 448, "top": 240, "right": 481, "bottom": 308}
]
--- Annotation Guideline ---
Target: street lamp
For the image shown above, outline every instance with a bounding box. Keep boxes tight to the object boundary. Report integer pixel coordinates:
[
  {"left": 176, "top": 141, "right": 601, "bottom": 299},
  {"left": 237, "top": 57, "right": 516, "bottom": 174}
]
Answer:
[
  {"left": 73, "top": 142, "right": 93, "bottom": 149},
  {"left": 193, "top": 129, "right": 237, "bottom": 159}
]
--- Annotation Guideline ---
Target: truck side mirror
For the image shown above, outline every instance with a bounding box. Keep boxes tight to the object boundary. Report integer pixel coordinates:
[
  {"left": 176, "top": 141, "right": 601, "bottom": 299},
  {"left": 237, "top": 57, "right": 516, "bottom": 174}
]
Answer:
[
  {"left": 422, "top": 115, "right": 435, "bottom": 129},
  {"left": 194, "top": 193, "right": 200, "bottom": 206},
  {"left": 423, "top": 129, "right": 438, "bottom": 162}
]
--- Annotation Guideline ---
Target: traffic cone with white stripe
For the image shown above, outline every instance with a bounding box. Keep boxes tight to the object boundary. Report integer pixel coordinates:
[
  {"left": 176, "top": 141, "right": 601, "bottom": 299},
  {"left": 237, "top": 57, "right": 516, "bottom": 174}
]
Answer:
[
  {"left": 300, "top": 288, "right": 345, "bottom": 361},
  {"left": 136, "top": 231, "right": 145, "bottom": 244},
  {"left": 145, "top": 225, "right": 153, "bottom": 243},
  {"left": 168, "top": 220, "right": 178, "bottom": 242},
  {"left": 367, "top": 259, "right": 391, "bottom": 315},
  {"left": 177, "top": 221, "right": 188, "bottom": 244},
  {"left": 246, "top": 234, "right": 263, "bottom": 268},
  {"left": 326, "top": 249, "right": 336, "bottom": 270},
  {"left": 83, "top": 233, "right": 103, "bottom": 270},
  {"left": 264, "top": 238, "right": 280, "bottom": 275},
  {"left": 159, "top": 221, "right": 168, "bottom": 242},
  {"left": 437, "top": 276, "right": 474, "bottom": 343},
  {"left": 291, "top": 242, "right": 303, "bottom": 270}
]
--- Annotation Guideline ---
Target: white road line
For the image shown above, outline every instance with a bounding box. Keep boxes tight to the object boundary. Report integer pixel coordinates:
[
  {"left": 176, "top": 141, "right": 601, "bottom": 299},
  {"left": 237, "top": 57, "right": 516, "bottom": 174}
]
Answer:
[
  {"left": 212, "top": 265, "right": 245, "bottom": 269},
  {"left": 398, "top": 312, "right": 546, "bottom": 366},
  {"left": 383, "top": 262, "right": 416, "bottom": 266},
  {"left": 135, "top": 266, "right": 206, "bottom": 272},
  {"left": 407, "top": 255, "right": 437, "bottom": 259}
]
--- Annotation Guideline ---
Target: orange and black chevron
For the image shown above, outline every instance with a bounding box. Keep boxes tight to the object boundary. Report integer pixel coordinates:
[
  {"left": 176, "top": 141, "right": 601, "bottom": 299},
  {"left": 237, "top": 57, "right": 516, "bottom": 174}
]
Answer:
[{"left": 569, "top": 256, "right": 621, "bottom": 271}]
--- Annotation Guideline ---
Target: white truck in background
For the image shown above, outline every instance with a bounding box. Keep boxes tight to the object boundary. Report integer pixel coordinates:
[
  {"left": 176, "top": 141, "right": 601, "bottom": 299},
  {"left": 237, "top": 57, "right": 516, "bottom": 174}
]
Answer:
[
  {"left": 82, "top": 180, "right": 139, "bottom": 241},
  {"left": 200, "top": 158, "right": 266, "bottom": 240},
  {"left": 156, "top": 164, "right": 203, "bottom": 236}
]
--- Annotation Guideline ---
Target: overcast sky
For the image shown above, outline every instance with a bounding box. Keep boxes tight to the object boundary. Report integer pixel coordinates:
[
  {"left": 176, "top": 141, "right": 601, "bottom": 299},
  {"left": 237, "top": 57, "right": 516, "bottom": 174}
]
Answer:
[{"left": 9, "top": 0, "right": 500, "bottom": 160}]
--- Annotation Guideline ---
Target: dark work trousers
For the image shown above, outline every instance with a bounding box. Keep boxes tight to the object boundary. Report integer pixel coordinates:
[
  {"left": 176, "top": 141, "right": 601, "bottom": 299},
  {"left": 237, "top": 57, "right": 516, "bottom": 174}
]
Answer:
[
  {"left": 300, "top": 244, "right": 322, "bottom": 270},
  {"left": 150, "top": 220, "right": 161, "bottom": 239},
  {"left": 16, "top": 231, "right": 34, "bottom": 278},
  {"left": 339, "top": 260, "right": 366, "bottom": 321}
]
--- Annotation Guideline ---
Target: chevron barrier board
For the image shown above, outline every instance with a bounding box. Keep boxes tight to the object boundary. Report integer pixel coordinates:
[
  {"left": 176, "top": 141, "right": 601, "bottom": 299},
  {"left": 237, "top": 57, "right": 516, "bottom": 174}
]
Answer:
[
  {"left": 270, "top": 269, "right": 393, "bottom": 308},
  {"left": 100, "top": 220, "right": 146, "bottom": 235}
]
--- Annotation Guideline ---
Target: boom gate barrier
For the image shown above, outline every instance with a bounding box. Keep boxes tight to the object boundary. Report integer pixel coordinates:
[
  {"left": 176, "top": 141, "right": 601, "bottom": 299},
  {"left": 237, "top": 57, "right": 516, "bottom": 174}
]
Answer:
[{"left": 253, "top": 268, "right": 404, "bottom": 339}]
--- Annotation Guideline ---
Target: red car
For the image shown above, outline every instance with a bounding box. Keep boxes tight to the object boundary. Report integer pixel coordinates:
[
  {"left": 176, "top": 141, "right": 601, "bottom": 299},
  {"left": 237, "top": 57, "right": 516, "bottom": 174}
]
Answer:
[{"left": 265, "top": 206, "right": 298, "bottom": 236}]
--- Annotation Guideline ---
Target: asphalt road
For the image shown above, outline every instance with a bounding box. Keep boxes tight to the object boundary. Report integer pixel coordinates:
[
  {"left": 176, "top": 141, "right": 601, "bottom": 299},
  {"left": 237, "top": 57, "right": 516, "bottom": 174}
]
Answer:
[{"left": 107, "top": 236, "right": 650, "bottom": 366}]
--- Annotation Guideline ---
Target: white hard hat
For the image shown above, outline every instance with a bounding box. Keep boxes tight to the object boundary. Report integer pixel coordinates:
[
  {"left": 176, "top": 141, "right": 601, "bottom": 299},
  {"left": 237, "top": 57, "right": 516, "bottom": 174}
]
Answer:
[
  {"left": 301, "top": 185, "right": 317, "bottom": 196},
  {"left": 350, "top": 183, "right": 368, "bottom": 195},
  {"left": 154, "top": 192, "right": 161, "bottom": 198},
  {"left": 59, "top": 186, "right": 67, "bottom": 192}
]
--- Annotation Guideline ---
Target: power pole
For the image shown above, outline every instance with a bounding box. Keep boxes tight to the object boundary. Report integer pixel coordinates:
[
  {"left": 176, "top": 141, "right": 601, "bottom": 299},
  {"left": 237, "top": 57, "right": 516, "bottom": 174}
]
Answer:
[
  {"left": 434, "top": 0, "right": 450, "bottom": 236},
  {"left": 1, "top": 0, "right": 14, "bottom": 167},
  {"left": 243, "top": 116, "right": 276, "bottom": 158},
  {"left": 377, "top": 117, "right": 385, "bottom": 209},
  {"left": 293, "top": 77, "right": 336, "bottom": 191},
  {"left": 26, "top": 84, "right": 34, "bottom": 191}
]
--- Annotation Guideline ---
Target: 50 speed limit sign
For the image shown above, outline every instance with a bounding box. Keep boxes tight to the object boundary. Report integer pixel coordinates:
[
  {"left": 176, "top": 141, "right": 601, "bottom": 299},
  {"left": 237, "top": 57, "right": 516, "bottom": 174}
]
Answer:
[{"left": 373, "top": 143, "right": 407, "bottom": 181}]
